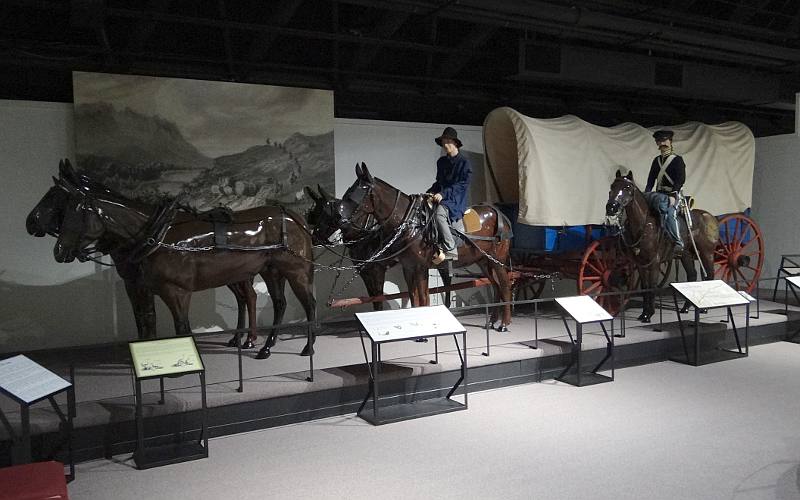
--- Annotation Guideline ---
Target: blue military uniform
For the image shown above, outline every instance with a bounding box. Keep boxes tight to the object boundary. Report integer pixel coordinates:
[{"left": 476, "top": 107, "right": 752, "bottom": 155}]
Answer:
[{"left": 644, "top": 130, "right": 685, "bottom": 249}]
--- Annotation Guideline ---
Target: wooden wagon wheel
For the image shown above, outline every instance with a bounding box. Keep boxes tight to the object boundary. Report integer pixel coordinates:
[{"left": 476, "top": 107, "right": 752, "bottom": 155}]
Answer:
[
  {"left": 578, "top": 237, "right": 636, "bottom": 315},
  {"left": 714, "top": 213, "right": 765, "bottom": 293}
]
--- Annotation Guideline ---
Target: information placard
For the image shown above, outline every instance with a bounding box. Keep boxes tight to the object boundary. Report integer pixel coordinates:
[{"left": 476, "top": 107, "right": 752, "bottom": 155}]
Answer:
[
  {"left": 738, "top": 290, "right": 756, "bottom": 302},
  {"left": 356, "top": 305, "right": 465, "bottom": 342},
  {"left": 0, "top": 355, "right": 71, "bottom": 404},
  {"left": 787, "top": 276, "right": 800, "bottom": 289},
  {"left": 129, "top": 337, "right": 204, "bottom": 379},
  {"left": 671, "top": 280, "right": 749, "bottom": 309},
  {"left": 555, "top": 296, "right": 614, "bottom": 324}
]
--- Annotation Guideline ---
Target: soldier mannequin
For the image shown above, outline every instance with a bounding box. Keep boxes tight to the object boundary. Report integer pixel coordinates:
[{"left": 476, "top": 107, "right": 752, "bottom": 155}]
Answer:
[{"left": 644, "top": 129, "right": 685, "bottom": 251}]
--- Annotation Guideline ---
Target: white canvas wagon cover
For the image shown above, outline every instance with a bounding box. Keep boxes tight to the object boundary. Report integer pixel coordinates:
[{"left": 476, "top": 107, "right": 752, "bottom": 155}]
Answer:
[{"left": 482, "top": 107, "right": 754, "bottom": 226}]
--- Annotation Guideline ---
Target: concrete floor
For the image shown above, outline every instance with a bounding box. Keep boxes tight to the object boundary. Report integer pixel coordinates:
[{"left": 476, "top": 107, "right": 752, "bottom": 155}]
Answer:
[{"left": 67, "top": 341, "right": 800, "bottom": 500}]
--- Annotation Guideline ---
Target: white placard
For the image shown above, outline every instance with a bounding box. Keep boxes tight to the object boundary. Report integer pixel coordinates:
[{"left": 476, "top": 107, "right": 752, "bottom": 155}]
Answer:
[
  {"left": 0, "top": 355, "right": 71, "bottom": 404},
  {"left": 671, "top": 280, "right": 750, "bottom": 309},
  {"left": 356, "top": 305, "right": 465, "bottom": 342},
  {"left": 555, "top": 296, "right": 613, "bottom": 324},
  {"left": 787, "top": 276, "right": 800, "bottom": 289},
  {"left": 738, "top": 291, "right": 756, "bottom": 302}
]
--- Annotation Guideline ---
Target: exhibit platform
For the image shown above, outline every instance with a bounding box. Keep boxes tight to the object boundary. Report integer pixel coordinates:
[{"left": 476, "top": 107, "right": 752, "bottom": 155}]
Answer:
[{"left": 1, "top": 293, "right": 799, "bottom": 464}]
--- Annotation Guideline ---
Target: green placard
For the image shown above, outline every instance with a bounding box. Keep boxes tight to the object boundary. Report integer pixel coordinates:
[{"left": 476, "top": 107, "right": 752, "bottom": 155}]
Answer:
[{"left": 129, "top": 337, "right": 204, "bottom": 379}]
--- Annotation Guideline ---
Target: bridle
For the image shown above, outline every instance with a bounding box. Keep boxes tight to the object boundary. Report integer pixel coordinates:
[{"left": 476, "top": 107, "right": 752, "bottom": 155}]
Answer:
[{"left": 607, "top": 179, "right": 651, "bottom": 250}]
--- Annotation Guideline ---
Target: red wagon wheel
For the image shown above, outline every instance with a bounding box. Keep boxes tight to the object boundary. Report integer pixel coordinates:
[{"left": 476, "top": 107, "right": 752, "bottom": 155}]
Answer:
[
  {"left": 578, "top": 237, "right": 636, "bottom": 315},
  {"left": 714, "top": 214, "right": 764, "bottom": 293}
]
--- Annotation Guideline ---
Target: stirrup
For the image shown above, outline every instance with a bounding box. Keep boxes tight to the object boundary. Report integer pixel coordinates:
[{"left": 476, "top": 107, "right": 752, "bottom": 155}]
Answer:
[{"left": 432, "top": 250, "right": 446, "bottom": 265}]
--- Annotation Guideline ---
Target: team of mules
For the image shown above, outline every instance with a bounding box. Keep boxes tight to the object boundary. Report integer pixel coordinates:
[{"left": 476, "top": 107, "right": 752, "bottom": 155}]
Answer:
[{"left": 28, "top": 160, "right": 717, "bottom": 361}]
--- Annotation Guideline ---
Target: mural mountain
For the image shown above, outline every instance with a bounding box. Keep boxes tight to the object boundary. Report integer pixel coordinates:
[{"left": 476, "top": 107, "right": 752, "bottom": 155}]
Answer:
[{"left": 74, "top": 103, "right": 334, "bottom": 212}]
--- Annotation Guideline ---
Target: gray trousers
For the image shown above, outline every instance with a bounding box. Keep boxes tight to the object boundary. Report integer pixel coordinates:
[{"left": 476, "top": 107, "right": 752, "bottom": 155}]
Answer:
[{"left": 434, "top": 204, "right": 457, "bottom": 255}]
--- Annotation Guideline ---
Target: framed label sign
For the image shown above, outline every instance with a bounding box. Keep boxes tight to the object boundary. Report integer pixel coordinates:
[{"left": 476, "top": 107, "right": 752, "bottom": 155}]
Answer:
[{"left": 129, "top": 337, "right": 204, "bottom": 379}]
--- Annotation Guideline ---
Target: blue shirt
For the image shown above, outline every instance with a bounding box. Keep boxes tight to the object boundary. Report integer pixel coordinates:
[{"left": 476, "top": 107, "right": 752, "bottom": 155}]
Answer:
[{"left": 428, "top": 152, "right": 472, "bottom": 222}]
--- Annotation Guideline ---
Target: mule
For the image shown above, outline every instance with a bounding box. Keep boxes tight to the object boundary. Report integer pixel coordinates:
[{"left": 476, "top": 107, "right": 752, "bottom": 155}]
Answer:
[{"left": 606, "top": 170, "right": 719, "bottom": 322}]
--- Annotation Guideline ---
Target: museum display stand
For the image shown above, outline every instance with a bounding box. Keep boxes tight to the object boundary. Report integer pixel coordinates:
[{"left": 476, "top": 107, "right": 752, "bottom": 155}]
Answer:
[
  {"left": 670, "top": 280, "right": 750, "bottom": 366},
  {"left": 355, "top": 305, "right": 467, "bottom": 425},
  {"left": 772, "top": 254, "right": 800, "bottom": 302},
  {"left": 129, "top": 336, "right": 208, "bottom": 469},
  {"left": 0, "top": 354, "right": 75, "bottom": 481},
  {"left": 554, "top": 295, "right": 615, "bottom": 387},
  {"left": 784, "top": 276, "right": 800, "bottom": 343}
]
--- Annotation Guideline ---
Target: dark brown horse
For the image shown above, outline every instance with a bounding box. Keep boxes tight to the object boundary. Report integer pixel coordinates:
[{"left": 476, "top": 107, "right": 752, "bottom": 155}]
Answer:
[
  {"left": 51, "top": 170, "right": 316, "bottom": 359},
  {"left": 305, "top": 185, "right": 452, "bottom": 310},
  {"left": 606, "top": 170, "right": 719, "bottom": 322},
  {"left": 318, "top": 163, "right": 513, "bottom": 329},
  {"left": 26, "top": 163, "right": 254, "bottom": 343}
]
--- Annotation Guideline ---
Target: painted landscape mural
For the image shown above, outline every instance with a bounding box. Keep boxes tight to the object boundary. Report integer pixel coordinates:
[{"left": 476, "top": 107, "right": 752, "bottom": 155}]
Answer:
[{"left": 72, "top": 72, "right": 334, "bottom": 212}]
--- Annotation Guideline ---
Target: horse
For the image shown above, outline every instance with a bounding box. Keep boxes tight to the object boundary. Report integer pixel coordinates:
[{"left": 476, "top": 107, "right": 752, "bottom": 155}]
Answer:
[
  {"left": 304, "top": 185, "right": 452, "bottom": 310},
  {"left": 317, "top": 163, "right": 513, "bottom": 330},
  {"left": 26, "top": 164, "right": 254, "bottom": 343},
  {"left": 50, "top": 167, "right": 317, "bottom": 360},
  {"left": 605, "top": 170, "right": 719, "bottom": 322}
]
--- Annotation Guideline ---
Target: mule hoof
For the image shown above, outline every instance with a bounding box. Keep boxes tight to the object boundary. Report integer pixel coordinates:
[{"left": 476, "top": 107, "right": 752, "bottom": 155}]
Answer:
[
  {"left": 255, "top": 349, "right": 271, "bottom": 360},
  {"left": 300, "top": 345, "right": 314, "bottom": 356},
  {"left": 679, "top": 306, "right": 690, "bottom": 314},
  {"left": 241, "top": 339, "right": 256, "bottom": 349},
  {"left": 495, "top": 324, "right": 509, "bottom": 332},
  {"left": 638, "top": 314, "right": 652, "bottom": 323},
  {"left": 226, "top": 336, "right": 239, "bottom": 348},
  {"left": 699, "top": 308, "right": 709, "bottom": 314}
]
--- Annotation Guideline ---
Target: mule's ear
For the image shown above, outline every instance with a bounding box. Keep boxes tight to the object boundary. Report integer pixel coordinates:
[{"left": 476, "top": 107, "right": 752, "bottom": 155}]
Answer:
[
  {"left": 318, "top": 184, "right": 333, "bottom": 201},
  {"left": 625, "top": 171, "right": 634, "bottom": 180},
  {"left": 60, "top": 158, "right": 79, "bottom": 184},
  {"left": 360, "top": 162, "right": 373, "bottom": 182},
  {"left": 355, "top": 162, "right": 363, "bottom": 177},
  {"left": 304, "top": 185, "right": 320, "bottom": 202},
  {"left": 615, "top": 169, "right": 622, "bottom": 178}
]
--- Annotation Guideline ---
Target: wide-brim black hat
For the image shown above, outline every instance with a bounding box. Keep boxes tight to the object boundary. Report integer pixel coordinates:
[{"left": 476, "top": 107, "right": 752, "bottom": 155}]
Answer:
[
  {"left": 435, "top": 126, "right": 463, "bottom": 148},
  {"left": 652, "top": 129, "right": 674, "bottom": 141}
]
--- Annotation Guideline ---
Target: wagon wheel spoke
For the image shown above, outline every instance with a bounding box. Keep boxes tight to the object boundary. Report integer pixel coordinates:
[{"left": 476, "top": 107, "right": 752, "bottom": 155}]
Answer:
[
  {"left": 582, "top": 281, "right": 603, "bottom": 296},
  {"left": 585, "top": 260, "right": 605, "bottom": 276}
]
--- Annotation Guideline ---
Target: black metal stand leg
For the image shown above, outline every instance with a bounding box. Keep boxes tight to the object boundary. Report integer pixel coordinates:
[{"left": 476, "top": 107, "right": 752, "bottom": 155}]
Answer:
[
  {"left": 482, "top": 305, "right": 490, "bottom": 357},
  {"left": 576, "top": 323, "right": 583, "bottom": 386},
  {"left": 236, "top": 331, "right": 243, "bottom": 393},
  {"left": 694, "top": 307, "right": 701, "bottom": 365},
  {"left": 66, "top": 387, "right": 75, "bottom": 481},
  {"left": 446, "top": 333, "right": 466, "bottom": 399},
  {"left": 727, "top": 307, "right": 743, "bottom": 354},
  {"left": 135, "top": 379, "right": 144, "bottom": 463},
  {"left": 307, "top": 324, "right": 314, "bottom": 382},
  {"left": 159, "top": 377, "right": 165, "bottom": 405},
  {"left": 430, "top": 336, "right": 439, "bottom": 364},
  {"left": 745, "top": 303, "right": 750, "bottom": 355},
  {"left": 617, "top": 305, "right": 626, "bottom": 338},
  {"left": 592, "top": 322, "right": 613, "bottom": 374},
  {"left": 673, "top": 292, "right": 689, "bottom": 361},
  {"left": 655, "top": 292, "right": 663, "bottom": 332},
  {"left": 372, "top": 341, "right": 379, "bottom": 422},
  {"left": 19, "top": 404, "right": 31, "bottom": 464},
  {"left": 199, "top": 373, "right": 208, "bottom": 452},
  {"left": 561, "top": 315, "right": 575, "bottom": 344},
  {"left": 533, "top": 302, "right": 539, "bottom": 348},
  {"left": 356, "top": 331, "right": 374, "bottom": 415}
]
